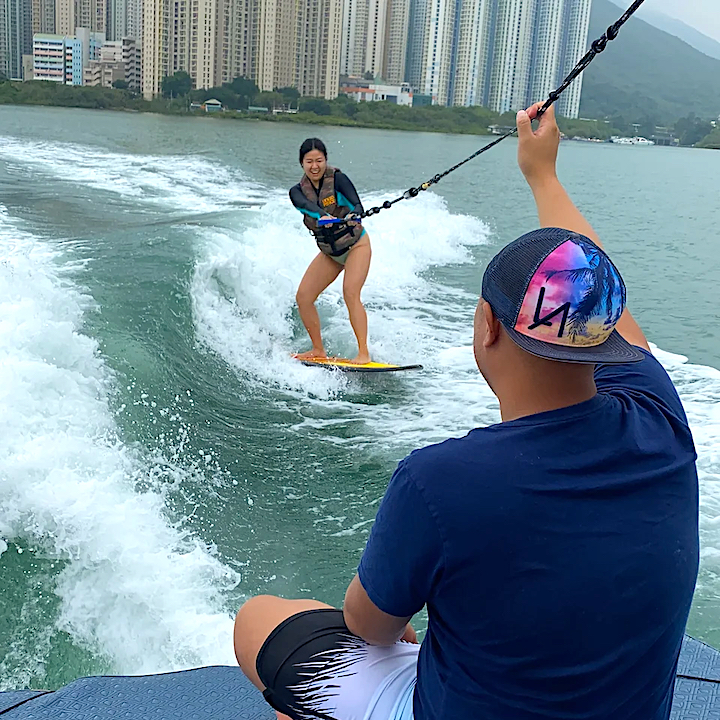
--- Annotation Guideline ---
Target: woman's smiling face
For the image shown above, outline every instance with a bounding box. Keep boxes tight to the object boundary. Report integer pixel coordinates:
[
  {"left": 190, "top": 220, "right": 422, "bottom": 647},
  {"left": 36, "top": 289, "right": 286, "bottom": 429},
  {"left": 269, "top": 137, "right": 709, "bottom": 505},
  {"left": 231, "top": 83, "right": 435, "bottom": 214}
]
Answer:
[{"left": 302, "top": 149, "right": 327, "bottom": 183}]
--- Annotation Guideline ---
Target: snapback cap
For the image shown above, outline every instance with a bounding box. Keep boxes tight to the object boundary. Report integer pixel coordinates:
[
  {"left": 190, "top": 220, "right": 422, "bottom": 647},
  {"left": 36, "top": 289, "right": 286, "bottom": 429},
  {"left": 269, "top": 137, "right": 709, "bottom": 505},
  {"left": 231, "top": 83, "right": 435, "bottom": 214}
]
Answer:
[{"left": 481, "top": 228, "right": 643, "bottom": 364}]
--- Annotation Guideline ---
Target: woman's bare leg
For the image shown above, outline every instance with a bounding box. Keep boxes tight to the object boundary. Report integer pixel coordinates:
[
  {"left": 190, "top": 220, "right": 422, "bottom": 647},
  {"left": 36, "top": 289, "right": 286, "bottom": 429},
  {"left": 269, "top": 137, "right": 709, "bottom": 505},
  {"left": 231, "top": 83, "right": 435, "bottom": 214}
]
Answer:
[
  {"left": 343, "top": 237, "right": 372, "bottom": 364},
  {"left": 295, "top": 253, "right": 343, "bottom": 359},
  {"left": 233, "top": 595, "right": 335, "bottom": 720}
]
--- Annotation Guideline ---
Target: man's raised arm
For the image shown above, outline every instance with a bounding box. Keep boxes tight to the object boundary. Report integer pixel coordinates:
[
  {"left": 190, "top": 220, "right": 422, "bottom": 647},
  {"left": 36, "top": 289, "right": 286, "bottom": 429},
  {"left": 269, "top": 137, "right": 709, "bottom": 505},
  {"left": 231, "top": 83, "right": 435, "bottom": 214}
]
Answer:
[{"left": 516, "top": 103, "right": 650, "bottom": 351}]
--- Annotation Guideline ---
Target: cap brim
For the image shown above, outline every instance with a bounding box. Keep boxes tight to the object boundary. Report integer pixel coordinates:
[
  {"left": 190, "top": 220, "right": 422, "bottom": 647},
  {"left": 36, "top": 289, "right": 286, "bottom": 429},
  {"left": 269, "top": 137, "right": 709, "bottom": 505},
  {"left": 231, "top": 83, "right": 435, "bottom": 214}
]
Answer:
[{"left": 503, "top": 326, "right": 645, "bottom": 364}]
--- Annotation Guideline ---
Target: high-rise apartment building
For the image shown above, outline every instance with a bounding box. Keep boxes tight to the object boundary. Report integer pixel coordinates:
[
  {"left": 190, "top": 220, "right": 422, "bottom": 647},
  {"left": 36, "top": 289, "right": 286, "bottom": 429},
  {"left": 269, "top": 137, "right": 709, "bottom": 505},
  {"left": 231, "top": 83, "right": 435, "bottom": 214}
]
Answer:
[
  {"left": 339, "top": 0, "right": 410, "bottom": 84},
  {"left": 405, "top": 0, "right": 456, "bottom": 105},
  {"left": 528, "top": 0, "right": 590, "bottom": 117},
  {"left": 31, "top": 0, "right": 55, "bottom": 34},
  {"left": 397, "top": 0, "right": 590, "bottom": 114},
  {"left": 54, "top": 0, "right": 73, "bottom": 35},
  {"left": 254, "top": 0, "right": 297, "bottom": 91},
  {"left": 340, "top": 0, "right": 366, "bottom": 77},
  {"left": 54, "top": 0, "right": 106, "bottom": 35},
  {"left": 253, "top": 0, "right": 340, "bottom": 98},
  {"left": 555, "top": 0, "right": 590, "bottom": 117},
  {"left": 296, "top": 0, "right": 341, "bottom": 97},
  {"left": 487, "top": 0, "right": 536, "bottom": 113},
  {"left": 188, "top": 0, "right": 219, "bottom": 89},
  {"left": 1, "top": 0, "right": 33, "bottom": 78},
  {"left": 529, "top": 0, "right": 562, "bottom": 103},
  {"left": 108, "top": 0, "right": 141, "bottom": 40},
  {"left": 217, "top": 0, "right": 254, "bottom": 84},
  {"left": 78, "top": 0, "right": 106, "bottom": 32},
  {"left": 340, "top": 0, "right": 386, "bottom": 78},
  {"left": 141, "top": 0, "right": 168, "bottom": 97},
  {"left": 142, "top": 0, "right": 221, "bottom": 96},
  {"left": 381, "top": 0, "right": 408, "bottom": 83},
  {"left": 170, "top": 0, "right": 190, "bottom": 74},
  {"left": 451, "top": 0, "right": 492, "bottom": 106}
]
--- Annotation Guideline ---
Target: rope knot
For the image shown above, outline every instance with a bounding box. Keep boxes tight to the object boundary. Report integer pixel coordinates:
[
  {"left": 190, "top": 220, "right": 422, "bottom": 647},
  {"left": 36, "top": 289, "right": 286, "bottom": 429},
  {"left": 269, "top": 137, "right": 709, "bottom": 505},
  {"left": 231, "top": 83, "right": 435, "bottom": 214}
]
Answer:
[
  {"left": 607, "top": 24, "right": 619, "bottom": 40},
  {"left": 382, "top": 200, "right": 392, "bottom": 209},
  {"left": 592, "top": 36, "right": 608, "bottom": 53}
]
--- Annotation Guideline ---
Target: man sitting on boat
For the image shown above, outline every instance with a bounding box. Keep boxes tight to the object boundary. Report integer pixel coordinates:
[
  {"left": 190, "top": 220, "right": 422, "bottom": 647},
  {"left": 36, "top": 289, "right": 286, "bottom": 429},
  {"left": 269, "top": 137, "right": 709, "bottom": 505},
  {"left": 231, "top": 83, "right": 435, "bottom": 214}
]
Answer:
[{"left": 233, "top": 103, "right": 699, "bottom": 720}]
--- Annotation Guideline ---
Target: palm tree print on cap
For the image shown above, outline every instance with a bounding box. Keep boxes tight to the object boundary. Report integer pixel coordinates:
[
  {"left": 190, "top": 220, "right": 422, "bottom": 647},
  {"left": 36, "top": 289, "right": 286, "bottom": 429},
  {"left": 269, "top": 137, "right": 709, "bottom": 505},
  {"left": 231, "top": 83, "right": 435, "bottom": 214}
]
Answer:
[{"left": 514, "top": 238, "right": 626, "bottom": 347}]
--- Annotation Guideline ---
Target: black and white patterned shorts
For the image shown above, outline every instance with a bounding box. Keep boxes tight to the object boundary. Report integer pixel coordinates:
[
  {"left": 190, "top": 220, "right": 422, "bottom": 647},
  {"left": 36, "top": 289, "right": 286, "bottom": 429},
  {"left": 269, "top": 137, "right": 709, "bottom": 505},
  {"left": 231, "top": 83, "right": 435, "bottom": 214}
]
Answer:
[{"left": 256, "top": 608, "right": 419, "bottom": 720}]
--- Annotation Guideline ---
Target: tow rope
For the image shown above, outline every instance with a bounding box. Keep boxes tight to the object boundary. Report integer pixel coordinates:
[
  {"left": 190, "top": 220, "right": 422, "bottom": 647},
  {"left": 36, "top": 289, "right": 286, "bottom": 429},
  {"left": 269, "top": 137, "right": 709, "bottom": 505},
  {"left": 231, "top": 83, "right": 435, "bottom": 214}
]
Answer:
[{"left": 357, "top": 0, "right": 646, "bottom": 221}]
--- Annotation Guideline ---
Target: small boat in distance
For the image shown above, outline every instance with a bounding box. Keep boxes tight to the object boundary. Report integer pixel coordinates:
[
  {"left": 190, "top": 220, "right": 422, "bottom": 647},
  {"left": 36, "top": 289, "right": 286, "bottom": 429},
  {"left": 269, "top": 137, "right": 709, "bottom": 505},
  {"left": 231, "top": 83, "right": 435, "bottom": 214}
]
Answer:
[{"left": 610, "top": 136, "right": 656, "bottom": 146}]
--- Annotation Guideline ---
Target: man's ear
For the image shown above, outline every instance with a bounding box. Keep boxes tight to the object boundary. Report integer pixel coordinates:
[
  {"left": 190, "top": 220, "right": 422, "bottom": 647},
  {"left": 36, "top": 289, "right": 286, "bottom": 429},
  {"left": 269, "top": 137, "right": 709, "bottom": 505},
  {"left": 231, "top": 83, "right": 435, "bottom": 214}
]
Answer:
[{"left": 482, "top": 301, "right": 501, "bottom": 349}]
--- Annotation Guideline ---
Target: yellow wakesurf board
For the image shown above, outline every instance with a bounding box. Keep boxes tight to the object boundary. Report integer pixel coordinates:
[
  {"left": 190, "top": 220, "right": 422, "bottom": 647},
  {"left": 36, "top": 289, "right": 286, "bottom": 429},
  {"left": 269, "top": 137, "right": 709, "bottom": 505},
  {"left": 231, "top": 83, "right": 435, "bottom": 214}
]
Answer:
[{"left": 292, "top": 355, "right": 423, "bottom": 373}]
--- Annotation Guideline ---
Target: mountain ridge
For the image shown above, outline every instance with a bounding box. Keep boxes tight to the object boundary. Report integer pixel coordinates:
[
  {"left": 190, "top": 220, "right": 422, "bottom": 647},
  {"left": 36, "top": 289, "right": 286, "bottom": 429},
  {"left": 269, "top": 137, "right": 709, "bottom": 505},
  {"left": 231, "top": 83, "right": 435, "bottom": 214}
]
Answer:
[
  {"left": 607, "top": 0, "right": 720, "bottom": 60},
  {"left": 580, "top": 0, "right": 720, "bottom": 123}
]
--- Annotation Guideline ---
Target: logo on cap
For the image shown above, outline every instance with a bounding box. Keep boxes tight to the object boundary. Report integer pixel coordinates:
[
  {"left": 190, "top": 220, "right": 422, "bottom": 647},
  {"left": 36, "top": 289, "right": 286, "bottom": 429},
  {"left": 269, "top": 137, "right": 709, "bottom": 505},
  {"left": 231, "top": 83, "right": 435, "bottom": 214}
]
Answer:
[{"left": 514, "top": 238, "right": 626, "bottom": 347}]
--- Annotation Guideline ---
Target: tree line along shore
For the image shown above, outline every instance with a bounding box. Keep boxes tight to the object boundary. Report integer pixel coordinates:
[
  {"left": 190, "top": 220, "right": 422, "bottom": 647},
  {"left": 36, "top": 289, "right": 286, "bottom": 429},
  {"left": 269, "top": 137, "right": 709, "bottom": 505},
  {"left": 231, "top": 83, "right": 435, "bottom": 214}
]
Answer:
[{"left": 0, "top": 75, "right": 718, "bottom": 149}]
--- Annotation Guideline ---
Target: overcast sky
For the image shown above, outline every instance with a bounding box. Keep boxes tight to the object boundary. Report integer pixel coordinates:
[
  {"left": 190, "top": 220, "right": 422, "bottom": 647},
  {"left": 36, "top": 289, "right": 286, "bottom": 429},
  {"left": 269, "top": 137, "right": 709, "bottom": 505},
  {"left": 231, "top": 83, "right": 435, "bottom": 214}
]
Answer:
[{"left": 644, "top": 0, "right": 720, "bottom": 43}]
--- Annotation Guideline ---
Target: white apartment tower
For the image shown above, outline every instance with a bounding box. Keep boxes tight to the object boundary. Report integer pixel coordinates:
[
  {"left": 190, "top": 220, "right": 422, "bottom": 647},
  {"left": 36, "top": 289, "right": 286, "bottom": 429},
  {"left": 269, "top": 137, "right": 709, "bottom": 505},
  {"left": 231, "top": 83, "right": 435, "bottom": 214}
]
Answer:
[
  {"left": 188, "top": 0, "right": 219, "bottom": 89},
  {"left": 54, "top": 0, "right": 74, "bottom": 35},
  {"left": 254, "top": 0, "right": 297, "bottom": 91},
  {"left": 340, "top": 0, "right": 366, "bottom": 76},
  {"left": 405, "top": 0, "right": 456, "bottom": 105},
  {"left": 340, "top": 0, "right": 387, "bottom": 78},
  {"left": 218, "top": 0, "right": 254, "bottom": 84},
  {"left": 296, "top": 0, "right": 342, "bottom": 98},
  {"left": 382, "top": 0, "right": 408, "bottom": 83},
  {"left": 528, "top": 0, "right": 591, "bottom": 117},
  {"left": 140, "top": 0, "right": 342, "bottom": 99},
  {"left": 78, "top": 0, "right": 106, "bottom": 32},
  {"left": 142, "top": 0, "right": 221, "bottom": 97},
  {"left": 254, "top": 0, "right": 341, "bottom": 98},
  {"left": 54, "top": 0, "right": 106, "bottom": 35},
  {"left": 556, "top": 0, "right": 590, "bottom": 117},
  {"left": 31, "top": 0, "right": 55, "bottom": 34},
  {"left": 1, "top": 0, "right": 33, "bottom": 78},
  {"left": 487, "top": 0, "right": 536, "bottom": 113},
  {"left": 451, "top": 0, "right": 492, "bottom": 106},
  {"left": 108, "top": 0, "right": 142, "bottom": 40},
  {"left": 141, "top": 0, "right": 169, "bottom": 97},
  {"left": 529, "top": 0, "right": 563, "bottom": 104}
]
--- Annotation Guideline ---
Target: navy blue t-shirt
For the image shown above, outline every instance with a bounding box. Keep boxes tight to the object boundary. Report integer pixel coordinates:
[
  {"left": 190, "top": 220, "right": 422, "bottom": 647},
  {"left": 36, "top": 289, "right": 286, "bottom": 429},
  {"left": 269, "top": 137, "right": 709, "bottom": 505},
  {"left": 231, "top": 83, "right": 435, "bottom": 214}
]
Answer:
[{"left": 358, "top": 349, "right": 699, "bottom": 720}]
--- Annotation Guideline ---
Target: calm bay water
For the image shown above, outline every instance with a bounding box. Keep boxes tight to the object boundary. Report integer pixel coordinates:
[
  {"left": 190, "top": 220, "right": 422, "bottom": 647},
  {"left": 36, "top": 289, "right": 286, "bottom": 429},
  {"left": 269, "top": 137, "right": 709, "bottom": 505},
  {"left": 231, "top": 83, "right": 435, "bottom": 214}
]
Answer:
[{"left": 0, "top": 105, "right": 719, "bottom": 689}]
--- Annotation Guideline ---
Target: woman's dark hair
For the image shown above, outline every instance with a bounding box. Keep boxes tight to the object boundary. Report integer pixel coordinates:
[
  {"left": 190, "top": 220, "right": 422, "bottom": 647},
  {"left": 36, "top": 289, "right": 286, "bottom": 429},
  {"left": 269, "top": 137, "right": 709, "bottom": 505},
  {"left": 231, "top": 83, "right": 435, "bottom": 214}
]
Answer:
[{"left": 299, "top": 138, "right": 327, "bottom": 164}]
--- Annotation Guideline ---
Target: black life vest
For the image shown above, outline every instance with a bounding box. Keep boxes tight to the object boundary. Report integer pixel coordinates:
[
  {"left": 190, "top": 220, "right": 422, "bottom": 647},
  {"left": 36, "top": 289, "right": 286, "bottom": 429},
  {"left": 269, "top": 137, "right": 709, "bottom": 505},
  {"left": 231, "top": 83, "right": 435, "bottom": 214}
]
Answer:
[{"left": 300, "top": 167, "right": 363, "bottom": 257}]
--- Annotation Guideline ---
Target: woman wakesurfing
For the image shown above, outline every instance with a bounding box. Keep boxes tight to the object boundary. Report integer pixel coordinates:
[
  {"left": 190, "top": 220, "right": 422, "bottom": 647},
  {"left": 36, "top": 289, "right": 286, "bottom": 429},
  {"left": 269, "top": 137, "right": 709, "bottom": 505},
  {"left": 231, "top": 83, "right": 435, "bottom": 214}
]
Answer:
[{"left": 289, "top": 138, "right": 372, "bottom": 365}]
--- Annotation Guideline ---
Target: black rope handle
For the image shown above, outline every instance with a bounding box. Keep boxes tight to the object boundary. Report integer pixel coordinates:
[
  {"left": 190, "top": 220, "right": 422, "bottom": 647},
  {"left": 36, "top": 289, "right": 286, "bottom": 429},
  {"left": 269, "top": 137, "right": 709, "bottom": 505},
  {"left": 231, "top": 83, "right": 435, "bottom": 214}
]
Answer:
[{"left": 358, "top": 0, "right": 646, "bottom": 220}]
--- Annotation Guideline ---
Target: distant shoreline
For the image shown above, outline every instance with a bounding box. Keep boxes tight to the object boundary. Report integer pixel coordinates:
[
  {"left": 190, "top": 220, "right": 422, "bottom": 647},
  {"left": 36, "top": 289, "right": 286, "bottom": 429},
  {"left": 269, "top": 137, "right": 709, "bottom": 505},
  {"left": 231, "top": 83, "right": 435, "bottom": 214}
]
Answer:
[
  {"left": 1, "top": 81, "right": 717, "bottom": 148},
  {"left": 0, "top": 94, "right": 496, "bottom": 137}
]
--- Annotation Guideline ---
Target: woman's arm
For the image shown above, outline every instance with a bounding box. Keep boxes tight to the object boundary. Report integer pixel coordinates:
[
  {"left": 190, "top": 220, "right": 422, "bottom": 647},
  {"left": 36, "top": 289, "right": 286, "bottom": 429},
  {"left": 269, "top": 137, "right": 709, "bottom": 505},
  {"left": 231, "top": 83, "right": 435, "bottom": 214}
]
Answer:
[
  {"left": 334, "top": 172, "right": 364, "bottom": 215},
  {"left": 289, "top": 184, "right": 326, "bottom": 219}
]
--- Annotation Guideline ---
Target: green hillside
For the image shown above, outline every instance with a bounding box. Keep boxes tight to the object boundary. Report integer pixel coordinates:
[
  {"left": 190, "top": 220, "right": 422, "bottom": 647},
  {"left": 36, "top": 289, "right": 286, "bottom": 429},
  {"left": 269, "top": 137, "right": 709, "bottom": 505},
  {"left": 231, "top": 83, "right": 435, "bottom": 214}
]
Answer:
[
  {"left": 580, "top": 0, "right": 720, "bottom": 123},
  {"left": 697, "top": 127, "right": 720, "bottom": 149}
]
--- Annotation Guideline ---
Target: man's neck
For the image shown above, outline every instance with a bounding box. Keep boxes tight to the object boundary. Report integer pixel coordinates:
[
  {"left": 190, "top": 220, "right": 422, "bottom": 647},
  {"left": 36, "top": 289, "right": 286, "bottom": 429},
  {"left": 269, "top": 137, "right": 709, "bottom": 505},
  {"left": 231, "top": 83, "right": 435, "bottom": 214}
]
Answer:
[{"left": 497, "top": 372, "right": 597, "bottom": 423}]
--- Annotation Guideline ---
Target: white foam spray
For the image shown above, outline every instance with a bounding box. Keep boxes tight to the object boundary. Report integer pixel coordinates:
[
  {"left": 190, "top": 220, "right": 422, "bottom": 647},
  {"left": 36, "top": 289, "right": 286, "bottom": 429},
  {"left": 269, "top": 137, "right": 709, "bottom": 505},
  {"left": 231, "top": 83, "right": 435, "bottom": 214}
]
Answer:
[
  {"left": 0, "top": 208, "right": 240, "bottom": 686},
  {"left": 191, "top": 189, "right": 490, "bottom": 405},
  {"left": 0, "top": 136, "right": 266, "bottom": 212}
]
